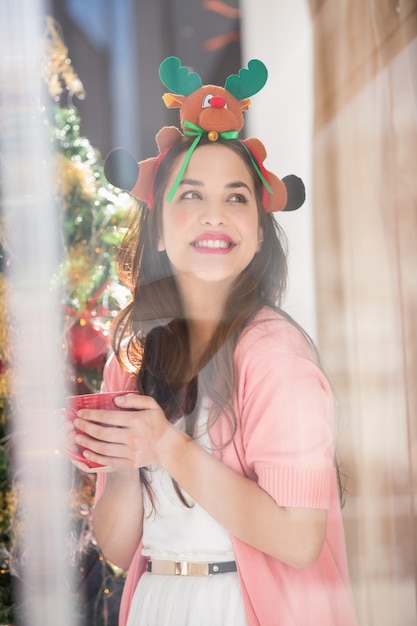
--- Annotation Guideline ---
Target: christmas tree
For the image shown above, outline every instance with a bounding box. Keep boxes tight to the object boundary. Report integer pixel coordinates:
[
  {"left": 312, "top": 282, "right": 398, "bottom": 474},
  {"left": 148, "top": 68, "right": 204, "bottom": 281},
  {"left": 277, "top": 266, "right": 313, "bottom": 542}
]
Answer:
[
  {"left": 0, "top": 17, "right": 133, "bottom": 624},
  {"left": 53, "top": 102, "right": 132, "bottom": 396}
]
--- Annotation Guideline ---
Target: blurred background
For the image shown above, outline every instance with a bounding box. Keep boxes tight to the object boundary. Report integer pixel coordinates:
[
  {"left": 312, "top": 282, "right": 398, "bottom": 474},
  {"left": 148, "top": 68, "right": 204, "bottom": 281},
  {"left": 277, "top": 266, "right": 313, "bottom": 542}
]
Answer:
[{"left": 0, "top": 1, "right": 416, "bottom": 625}]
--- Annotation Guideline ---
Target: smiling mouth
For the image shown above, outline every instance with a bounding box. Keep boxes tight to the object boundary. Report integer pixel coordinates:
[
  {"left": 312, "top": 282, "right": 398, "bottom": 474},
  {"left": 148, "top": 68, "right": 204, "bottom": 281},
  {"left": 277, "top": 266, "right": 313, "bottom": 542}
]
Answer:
[{"left": 192, "top": 239, "right": 235, "bottom": 249}]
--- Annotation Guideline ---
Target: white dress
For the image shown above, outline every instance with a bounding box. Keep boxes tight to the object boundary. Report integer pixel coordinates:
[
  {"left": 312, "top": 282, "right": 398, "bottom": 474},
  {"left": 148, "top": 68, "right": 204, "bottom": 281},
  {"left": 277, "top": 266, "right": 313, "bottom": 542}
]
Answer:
[{"left": 126, "top": 401, "right": 247, "bottom": 626}]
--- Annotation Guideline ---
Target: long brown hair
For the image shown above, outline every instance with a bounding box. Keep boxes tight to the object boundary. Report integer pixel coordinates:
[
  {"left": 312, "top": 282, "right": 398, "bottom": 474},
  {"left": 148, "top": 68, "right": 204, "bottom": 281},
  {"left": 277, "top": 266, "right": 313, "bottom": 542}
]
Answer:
[
  {"left": 112, "top": 137, "right": 289, "bottom": 425},
  {"left": 111, "top": 136, "right": 347, "bottom": 507},
  {"left": 111, "top": 137, "right": 294, "bottom": 505}
]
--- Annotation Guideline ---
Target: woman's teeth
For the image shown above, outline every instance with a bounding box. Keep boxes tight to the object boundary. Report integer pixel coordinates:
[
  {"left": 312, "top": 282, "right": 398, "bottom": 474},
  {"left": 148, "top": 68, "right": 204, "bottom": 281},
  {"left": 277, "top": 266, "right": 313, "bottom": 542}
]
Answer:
[{"left": 193, "top": 240, "right": 232, "bottom": 249}]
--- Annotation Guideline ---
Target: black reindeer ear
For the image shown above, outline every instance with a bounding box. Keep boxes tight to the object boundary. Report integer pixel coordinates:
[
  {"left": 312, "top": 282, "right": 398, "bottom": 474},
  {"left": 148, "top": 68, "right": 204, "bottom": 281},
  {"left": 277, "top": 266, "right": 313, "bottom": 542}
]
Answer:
[
  {"left": 104, "top": 148, "right": 139, "bottom": 191},
  {"left": 282, "top": 175, "right": 306, "bottom": 211}
]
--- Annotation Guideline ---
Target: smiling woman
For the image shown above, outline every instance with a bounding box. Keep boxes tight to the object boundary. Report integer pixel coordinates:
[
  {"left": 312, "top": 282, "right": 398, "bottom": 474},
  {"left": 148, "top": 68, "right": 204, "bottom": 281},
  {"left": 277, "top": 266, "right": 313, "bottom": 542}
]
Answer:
[
  {"left": 64, "top": 57, "right": 358, "bottom": 626},
  {"left": 157, "top": 143, "right": 263, "bottom": 289}
]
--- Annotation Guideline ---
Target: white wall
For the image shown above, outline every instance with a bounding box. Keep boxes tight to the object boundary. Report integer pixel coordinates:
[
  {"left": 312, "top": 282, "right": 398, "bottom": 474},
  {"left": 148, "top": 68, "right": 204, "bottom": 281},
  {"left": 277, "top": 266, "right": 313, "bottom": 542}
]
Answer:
[{"left": 240, "top": 0, "right": 317, "bottom": 339}]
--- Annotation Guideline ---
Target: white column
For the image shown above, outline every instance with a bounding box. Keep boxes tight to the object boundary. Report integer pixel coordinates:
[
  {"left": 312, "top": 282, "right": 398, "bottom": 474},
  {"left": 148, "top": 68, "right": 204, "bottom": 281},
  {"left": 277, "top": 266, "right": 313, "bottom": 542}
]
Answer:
[
  {"left": 0, "top": 2, "right": 72, "bottom": 625},
  {"left": 240, "top": 0, "right": 316, "bottom": 338}
]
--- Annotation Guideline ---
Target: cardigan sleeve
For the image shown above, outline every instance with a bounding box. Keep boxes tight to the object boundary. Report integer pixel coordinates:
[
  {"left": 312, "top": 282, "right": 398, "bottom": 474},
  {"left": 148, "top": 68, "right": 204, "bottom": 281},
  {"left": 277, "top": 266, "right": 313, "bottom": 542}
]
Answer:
[
  {"left": 234, "top": 313, "right": 334, "bottom": 509},
  {"left": 101, "top": 351, "right": 137, "bottom": 394}
]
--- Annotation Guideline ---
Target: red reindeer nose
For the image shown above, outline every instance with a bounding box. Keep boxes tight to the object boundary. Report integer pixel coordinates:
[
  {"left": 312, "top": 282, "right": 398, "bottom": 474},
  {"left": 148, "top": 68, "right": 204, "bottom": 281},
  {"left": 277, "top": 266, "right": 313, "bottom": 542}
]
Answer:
[{"left": 209, "top": 95, "right": 226, "bottom": 108}]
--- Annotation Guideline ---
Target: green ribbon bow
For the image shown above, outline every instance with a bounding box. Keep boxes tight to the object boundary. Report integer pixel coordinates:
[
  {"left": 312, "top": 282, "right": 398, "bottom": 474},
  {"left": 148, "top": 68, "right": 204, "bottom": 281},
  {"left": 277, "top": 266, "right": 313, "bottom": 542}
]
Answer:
[
  {"left": 166, "top": 121, "right": 238, "bottom": 202},
  {"left": 165, "top": 120, "right": 272, "bottom": 203}
]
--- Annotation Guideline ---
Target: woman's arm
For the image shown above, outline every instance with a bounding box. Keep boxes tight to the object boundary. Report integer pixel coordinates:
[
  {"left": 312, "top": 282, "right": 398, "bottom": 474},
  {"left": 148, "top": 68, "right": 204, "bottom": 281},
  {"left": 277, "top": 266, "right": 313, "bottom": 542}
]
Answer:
[
  {"left": 76, "top": 393, "right": 327, "bottom": 569},
  {"left": 89, "top": 356, "right": 144, "bottom": 570},
  {"left": 157, "top": 425, "right": 327, "bottom": 569},
  {"left": 92, "top": 469, "right": 143, "bottom": 570}
]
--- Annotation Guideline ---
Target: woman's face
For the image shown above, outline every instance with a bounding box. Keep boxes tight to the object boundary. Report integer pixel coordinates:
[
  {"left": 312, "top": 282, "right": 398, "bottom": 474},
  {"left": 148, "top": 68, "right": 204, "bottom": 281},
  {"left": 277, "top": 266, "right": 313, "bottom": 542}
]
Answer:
[{"left": 157, "top": 143, "right": 263, "bottom": 289}]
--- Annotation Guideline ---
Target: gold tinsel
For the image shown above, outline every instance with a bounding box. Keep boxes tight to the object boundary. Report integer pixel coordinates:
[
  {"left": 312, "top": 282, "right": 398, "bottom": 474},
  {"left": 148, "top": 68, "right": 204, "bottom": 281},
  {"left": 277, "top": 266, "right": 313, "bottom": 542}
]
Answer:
[
  {"left": 0, "top": 274, "right": 10, "bottom": 406},
  {"left": 54, "top": 155, "right": 101, "bottom": 290},
  {"left": 56, "top": 153, "right": 97, "bottom": 199},
  {"left": 65, "top": 246, "right": 94, "bottom": 290},
  {"left": 1, "top": 486, "right": 18, "bottom": 532},
  {"left": 42, "top": 16, "right": 86, "bottom": 101}
]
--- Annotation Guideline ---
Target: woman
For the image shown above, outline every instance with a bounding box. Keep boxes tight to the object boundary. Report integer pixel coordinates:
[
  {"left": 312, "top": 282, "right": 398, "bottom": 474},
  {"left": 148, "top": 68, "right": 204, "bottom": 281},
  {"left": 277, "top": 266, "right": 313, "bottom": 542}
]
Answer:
[{"left": 68, "top": 132, "right": 358, "bottom": 626}]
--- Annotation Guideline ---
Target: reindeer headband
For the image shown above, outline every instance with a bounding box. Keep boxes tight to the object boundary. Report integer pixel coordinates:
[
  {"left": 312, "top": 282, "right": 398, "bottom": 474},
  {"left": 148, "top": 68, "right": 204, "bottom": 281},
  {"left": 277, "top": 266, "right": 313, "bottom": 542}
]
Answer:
[{"left": 104, "top": 57, "right": 305, "bottom": 213}]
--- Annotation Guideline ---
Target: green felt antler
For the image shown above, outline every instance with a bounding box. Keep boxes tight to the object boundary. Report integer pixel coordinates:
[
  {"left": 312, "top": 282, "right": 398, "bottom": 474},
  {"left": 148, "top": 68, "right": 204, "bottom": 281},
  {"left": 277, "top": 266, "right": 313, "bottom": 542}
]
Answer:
[
  {"left": 224, "top": 59, "right": 268, "bottom": 100},
  {"left": 159, "top": 56, "right": 203, "bottom": 96}
]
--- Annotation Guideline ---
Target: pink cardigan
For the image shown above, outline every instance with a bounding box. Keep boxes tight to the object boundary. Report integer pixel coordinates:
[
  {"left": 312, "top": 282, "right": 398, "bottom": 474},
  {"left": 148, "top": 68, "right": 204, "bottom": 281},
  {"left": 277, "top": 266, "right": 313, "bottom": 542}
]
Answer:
[{"left": 95, "top": 308, "right": 358, "bottom": 626}]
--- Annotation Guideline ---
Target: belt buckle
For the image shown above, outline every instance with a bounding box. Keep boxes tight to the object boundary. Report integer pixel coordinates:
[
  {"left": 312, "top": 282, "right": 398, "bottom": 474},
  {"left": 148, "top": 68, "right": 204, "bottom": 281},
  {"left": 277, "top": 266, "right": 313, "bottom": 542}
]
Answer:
[
  {"left": 174, "top": 561, "right": 209, "bottom": 576},
  {"left": 175, "top": 561, "right": 188, "bottom": 576}
]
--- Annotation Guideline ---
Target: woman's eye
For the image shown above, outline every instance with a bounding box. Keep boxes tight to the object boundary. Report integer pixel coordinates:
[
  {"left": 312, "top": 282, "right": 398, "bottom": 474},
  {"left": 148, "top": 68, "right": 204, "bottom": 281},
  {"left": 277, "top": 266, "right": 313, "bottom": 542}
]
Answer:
[
  {"left": 181, "top": 190, "right": 202, "bottom": 200},
  {"left": 228, "top": 193, "right": 247, "bottom": 203}
]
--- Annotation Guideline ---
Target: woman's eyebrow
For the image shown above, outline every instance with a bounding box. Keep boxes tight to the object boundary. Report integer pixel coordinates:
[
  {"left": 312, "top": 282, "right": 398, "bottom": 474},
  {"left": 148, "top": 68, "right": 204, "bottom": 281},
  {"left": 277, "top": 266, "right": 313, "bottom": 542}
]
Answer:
[
  {"left": 178, "top": 179, "right": 252, "bottom": 193},
  {"left": 179, "top": 178, "right": 204, "bottom": 187},
  {"left": 226, "top": 181, "right": 252, "bottom": 193}
]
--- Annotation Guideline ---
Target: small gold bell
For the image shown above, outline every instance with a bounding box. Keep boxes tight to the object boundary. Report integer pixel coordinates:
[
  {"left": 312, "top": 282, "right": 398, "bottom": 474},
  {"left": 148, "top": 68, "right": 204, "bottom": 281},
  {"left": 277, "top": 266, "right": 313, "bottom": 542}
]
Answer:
[{"left": 207, "top": 131, "right": 219, "bottom": 142}]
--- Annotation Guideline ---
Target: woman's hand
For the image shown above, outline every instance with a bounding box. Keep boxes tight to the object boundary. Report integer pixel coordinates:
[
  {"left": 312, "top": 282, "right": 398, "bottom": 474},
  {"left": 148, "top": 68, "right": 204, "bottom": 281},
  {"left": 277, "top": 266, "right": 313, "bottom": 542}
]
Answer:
[
  {"left": 78, "top": 394, "right": 327, "bottom": 568},
  {"left": 60, "top": 408, "right": 112, "bottom": 473},
  {"left": 73, "top": 393, "right": 178, "bottom": 469}
]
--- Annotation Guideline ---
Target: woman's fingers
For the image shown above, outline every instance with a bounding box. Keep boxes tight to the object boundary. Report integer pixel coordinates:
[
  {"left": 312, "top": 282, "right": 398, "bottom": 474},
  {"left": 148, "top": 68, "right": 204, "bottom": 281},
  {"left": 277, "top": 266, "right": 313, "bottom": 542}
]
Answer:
[
  {"left": 75, "top": 393, "right": 158, "bottom": 427},
  {"left": 69, "top": 393, "right": 171, "bottom": 468},
  {"left": 74, "top": 419, "right": 127, "bottom": 444},
  {"left": 58, "top": 409, "right": 81, "bottom": 454}
]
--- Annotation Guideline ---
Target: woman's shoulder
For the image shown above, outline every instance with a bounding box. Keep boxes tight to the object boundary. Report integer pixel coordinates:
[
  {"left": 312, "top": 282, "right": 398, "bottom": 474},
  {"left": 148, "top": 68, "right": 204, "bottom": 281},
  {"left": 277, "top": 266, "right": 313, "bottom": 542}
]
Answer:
[
  {"left": 234, "top": 307, "right": 331, "bottom": 403},
  {"left": 238, "top": 306, "right": 315, "bottom": 360}
]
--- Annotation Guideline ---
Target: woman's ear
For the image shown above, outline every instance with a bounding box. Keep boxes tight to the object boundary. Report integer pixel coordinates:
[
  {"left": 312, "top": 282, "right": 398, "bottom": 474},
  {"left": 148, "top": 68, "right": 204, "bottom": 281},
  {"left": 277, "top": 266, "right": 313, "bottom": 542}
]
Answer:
[
  {"left": 257, "top": 227, "right": 264, "bottom": 252},
  {"left": 157, "top": 236, "right": 166, "bottom": 252}
]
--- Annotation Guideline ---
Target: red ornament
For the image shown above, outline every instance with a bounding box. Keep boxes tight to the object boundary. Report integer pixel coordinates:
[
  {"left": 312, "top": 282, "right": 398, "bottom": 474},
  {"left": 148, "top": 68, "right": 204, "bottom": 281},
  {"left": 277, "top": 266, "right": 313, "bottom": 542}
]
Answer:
[{"left": 67, "top": 319, "right": 108, "bottom": 369}]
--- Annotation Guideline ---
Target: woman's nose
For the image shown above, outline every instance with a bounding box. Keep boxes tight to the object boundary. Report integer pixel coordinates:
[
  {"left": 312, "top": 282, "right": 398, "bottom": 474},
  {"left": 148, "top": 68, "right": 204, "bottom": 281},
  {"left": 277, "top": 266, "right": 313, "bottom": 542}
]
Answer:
[{"left": 201, "top": 203, "right": 226, "bottom": 225}]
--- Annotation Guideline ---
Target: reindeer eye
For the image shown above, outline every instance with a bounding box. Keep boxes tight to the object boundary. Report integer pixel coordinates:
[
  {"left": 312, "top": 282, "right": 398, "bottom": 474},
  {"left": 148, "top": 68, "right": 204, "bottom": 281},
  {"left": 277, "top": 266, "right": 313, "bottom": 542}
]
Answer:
[{"left": 202, "top": 94, "right": 214, "bottom": 108}]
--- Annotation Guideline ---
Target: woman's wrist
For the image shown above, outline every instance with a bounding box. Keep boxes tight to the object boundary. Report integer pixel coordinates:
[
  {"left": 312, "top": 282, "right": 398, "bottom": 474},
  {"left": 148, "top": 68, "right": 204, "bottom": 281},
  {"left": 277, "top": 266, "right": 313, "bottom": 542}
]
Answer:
[
  {"left": 105, "top": 467, "right": 141, "bottom": 487},
  {"left": 155, "top": 422, "right": 192, "bottom": 471}
]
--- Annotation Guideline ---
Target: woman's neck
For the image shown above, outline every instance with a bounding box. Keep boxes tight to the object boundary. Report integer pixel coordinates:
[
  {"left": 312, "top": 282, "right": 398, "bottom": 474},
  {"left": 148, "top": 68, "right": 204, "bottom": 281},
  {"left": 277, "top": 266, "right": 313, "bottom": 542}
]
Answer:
[
  {"left": 177, "top": 275, "right": 230, "bottom": 326},
  {"left": 175, "top": 275, "right": 231, "bottom": 370}
]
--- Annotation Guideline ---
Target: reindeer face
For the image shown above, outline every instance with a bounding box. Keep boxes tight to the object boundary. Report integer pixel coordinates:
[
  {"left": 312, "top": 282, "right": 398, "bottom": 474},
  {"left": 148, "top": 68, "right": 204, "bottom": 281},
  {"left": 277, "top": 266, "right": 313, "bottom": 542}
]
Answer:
[
  {"left": 159, "top": 57, "right": 267, "bottom": 135},
  {"left": 164, "top": 85, "right": 248, "bottom": 133}
]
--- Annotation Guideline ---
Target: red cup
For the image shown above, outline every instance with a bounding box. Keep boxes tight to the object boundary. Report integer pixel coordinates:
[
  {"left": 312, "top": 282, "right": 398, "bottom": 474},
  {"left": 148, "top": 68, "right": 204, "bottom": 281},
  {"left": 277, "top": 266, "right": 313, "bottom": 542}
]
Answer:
[{"left": 60, "top": 391, "right": 140, "bottom": 468}]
